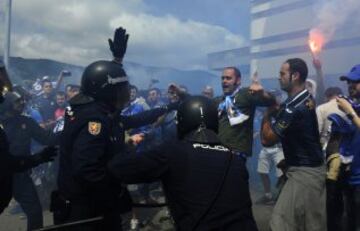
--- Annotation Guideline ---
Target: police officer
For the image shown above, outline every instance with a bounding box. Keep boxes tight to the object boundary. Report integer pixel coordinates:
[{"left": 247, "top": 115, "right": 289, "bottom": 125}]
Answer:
[
  {"left": 108, "top": 96, "right": 259, "bottom": 231},
  {"left": 0, "top": 63, "right": 57, "bottom": 217},
  {"left": 55, "top": 27, "right": 175, "bottom": 230},
  {"left": 0, "top": 90, "right": 58, "bottom": 230}
]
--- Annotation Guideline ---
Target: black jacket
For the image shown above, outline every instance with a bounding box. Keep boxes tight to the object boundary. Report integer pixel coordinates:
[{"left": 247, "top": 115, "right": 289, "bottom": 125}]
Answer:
[
  {"left": 271, "top": 90, "right": 323, "bottom": 167},
  {"left": 57, "top": 94, "right": 167, "bottom": 213},
  {"left": 108, "top": 130, "right": 258, "bottom": 231},
  {"left": 1, "top": 114, "right": 57, "bottom": 157},
  {"left": 0, "top": 126, "right": 48, "bottom": 214}
]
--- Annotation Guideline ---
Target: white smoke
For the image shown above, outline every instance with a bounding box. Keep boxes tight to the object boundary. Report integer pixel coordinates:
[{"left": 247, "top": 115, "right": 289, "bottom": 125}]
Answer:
[{"left": 311, "top": 0, "right": 360, "bottom": 44}]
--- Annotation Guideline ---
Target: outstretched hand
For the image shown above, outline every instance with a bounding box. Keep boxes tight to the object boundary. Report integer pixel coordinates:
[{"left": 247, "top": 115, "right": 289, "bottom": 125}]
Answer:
[
  {"left": 108, "top": 27, "right": 129, "bottom": 60},
  {"left": 129, "top": 133, "right": 145, "bottom": 146},
  {"left": 249, "top": 71, "right": 264, "bottom": 94}
]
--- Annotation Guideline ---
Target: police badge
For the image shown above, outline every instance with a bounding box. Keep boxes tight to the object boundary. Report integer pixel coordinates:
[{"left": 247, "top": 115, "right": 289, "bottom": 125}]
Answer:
[{"left": 88, "top": 122, "right": 101, "bottom": 135}]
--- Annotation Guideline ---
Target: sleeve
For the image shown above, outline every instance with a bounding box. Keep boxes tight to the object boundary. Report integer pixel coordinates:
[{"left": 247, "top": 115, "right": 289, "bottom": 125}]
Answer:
[
  {"left": 27, "top": 117, "right": 58, "bottom": 145},
  {"left": 316, "top": 106, "right": 328, "bottom": 138},
  {"left": 247, "top": 89, "right": 276, "bottom": 107},
  {"left": 108, "top": 144, "right": 169, "bottom": 184},
  {"left": 133, "top": 104, "right": 145, "bottom": 114},
  {"left": 71, "top": 120, "right": 110, "bottom": 188},
  {"left": 316, "top": 106, "right": 325, "bottom": 134},
  {"left": 271, "top": 107, "right": 296, "bottom": 138},
  {"left": 0, "top": 128, "right": 36, "bottom": 172},
  {"left": 31, "top": 109, "right": 44, "bottom": 123},
  {"left": 122, "top": 107, "right": 167, "bottom": 130}
]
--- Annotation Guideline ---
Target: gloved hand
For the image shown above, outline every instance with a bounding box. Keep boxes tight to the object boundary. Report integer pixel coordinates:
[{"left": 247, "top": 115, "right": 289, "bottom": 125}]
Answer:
[
  {"left": 108, "top": 27, "right": 129, "bottom": 60},
  {"left": 32, "top": 146, "right": 58, "bottom": 165}
]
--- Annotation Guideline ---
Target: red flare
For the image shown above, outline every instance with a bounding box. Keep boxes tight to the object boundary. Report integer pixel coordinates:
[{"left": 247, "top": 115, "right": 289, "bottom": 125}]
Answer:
[{"left": 308, "top": 29, "right": 325, "bottom": 56}]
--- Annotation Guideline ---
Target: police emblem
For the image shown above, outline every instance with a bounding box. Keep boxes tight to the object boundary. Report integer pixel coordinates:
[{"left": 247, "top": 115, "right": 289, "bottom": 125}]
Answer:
[
  {"left": 88, "top": 122, "right": 101, "bottom": 135},
  {"left": 277, "top": 120, "right": 289, "bottom": 129}
]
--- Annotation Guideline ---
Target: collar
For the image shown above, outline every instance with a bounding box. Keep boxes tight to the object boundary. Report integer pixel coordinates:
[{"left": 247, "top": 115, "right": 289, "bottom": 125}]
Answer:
[{"left": 283, "top": 89, "right": 311, "bottom": 108}]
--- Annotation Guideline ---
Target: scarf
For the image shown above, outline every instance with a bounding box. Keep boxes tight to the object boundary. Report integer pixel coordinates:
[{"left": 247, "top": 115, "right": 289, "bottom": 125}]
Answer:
[{"left": 218, "top": 86, "right": 249, "bottom": 126}]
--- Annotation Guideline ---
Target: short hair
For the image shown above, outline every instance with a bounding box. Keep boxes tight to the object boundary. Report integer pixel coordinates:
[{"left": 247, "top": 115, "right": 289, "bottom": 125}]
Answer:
[
  {"left": 149, "top": 87, "right": 161, "bottom": 95},
  {"left": 285, "top": 58, "right": 308, "bottom": 82},
  {"left": 42, "top": 79, "right": 52, "bottom": 86},
  {"left": 224, "top": 67, "right": 241, "bottom": 78},
  {"left": 324, "top": 87, "right": 343, "bottom": 98},
  {"left": 129, "top": 84, "right": 138, "bottom": 92},
  {"left": 56, "top": 91, "right": 66, "bottom": 97}
]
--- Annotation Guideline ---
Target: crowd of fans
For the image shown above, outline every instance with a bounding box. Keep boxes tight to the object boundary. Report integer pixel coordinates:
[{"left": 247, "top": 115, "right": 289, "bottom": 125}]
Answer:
[{"left": 2, "top": 48, "right": 360, "bottom": 230}]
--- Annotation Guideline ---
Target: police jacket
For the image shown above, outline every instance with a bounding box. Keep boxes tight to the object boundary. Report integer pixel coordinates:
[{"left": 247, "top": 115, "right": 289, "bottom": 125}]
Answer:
[
  {"left": 108, "top": 129, "right": 256, "bottom": 230},
  {"left": 0, "top": 114, "right": 57, "bottom": 157},
  {"left": 0, "top": 126, "right": 49, "bottom": 214},
  {"left": 57, "top": 93, "right": 168, "bottom": 212}
]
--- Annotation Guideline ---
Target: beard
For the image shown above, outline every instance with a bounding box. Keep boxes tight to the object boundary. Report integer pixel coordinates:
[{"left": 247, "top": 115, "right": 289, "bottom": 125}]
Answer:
[
  {"left": 348, "top": 86, "right": 360, "bottom": 99},
  {"left": 222, "top": 83, "right": 238, "bottom": 95}
]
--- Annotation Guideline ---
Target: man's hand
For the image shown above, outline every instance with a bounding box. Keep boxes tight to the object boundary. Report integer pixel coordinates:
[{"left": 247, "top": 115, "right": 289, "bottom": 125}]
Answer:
[
  {"left": 249, "top": 81, "right": 264, "bottom": 94},
  {"left": 249, "top": 71, "right": 264, "bottom": 94},
  {"left": 60, "top": 70, "right": 71, "bottom": 77},
  {"left": 336, "top": 96, "right": 355, "bottom": 115},
  {"left": 32, "top": 146, "right": 58, "bottom": 165},
  {"left": 108, "top": 27, "right": 129, "bottom": 61},
  {"left": 129, "top": 133, "right": 145, "bottom": 146},
  {"left": 312, "top": 58, "right": 322, "bottom": 71}
]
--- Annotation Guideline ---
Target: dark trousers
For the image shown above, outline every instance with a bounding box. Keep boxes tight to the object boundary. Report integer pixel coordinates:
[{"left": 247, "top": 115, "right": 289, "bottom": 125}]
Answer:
[
  {"left": 13, "top": 172, "right": 43, "bottom": 231},
  {"left": 327, "top": 179, "right": 360, "bottom": 231},
  {"left": 327, "top": 179, "right": 345, "bottom": 231},
  {"left": 346, "top": 185, "right": 360, "bottom": 231}
]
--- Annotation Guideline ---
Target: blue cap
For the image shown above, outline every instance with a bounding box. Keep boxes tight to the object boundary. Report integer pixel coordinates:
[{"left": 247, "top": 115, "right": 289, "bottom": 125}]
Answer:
[{"left": 340, "top": 64, "right": 360, "bottom": 81}]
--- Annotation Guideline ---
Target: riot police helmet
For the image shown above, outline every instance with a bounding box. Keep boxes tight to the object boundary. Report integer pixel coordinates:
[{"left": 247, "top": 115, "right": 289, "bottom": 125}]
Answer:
[
  {"left": 0, "top": 91, "right": 24, "bottom": 115},
  {"left": 81, "top": 60, "right": 129, "bottom": 108},
  {"left": 177, "top": 96, "right": 218, "bottom": 139}
]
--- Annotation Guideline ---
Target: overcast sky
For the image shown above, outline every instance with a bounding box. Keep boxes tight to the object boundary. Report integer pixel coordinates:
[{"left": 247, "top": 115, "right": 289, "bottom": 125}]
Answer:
[{"left": 0, "top": 0, "right": 250, "bottom": 70}]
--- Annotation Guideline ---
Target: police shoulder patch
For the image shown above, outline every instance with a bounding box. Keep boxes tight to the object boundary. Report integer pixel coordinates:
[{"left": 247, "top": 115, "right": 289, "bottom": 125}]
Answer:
[{"left": 88, "top": 121, "right": 101, "bottom": 135}]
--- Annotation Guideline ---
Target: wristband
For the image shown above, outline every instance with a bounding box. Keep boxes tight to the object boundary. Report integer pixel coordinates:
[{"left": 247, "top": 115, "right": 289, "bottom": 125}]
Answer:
[{"left": 347, "top": 111, "right": 357, "bottom": 120}]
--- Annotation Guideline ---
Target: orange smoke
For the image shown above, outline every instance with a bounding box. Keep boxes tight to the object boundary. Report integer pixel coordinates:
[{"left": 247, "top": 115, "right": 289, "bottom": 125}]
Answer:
[{"left": 308, "top": 28, "right": 325, "bottom": 57}]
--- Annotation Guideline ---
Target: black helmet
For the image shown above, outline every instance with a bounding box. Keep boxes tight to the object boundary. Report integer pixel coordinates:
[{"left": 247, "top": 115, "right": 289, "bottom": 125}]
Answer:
[
  {"left": 0, "top": 91, "right": 23, "bottom": 115},
  {"left": 177, "top": 96, "right": 218, "bottom": 139},
  {"left": 81, "top": 60, "right": 129, "bottom": 104}
]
